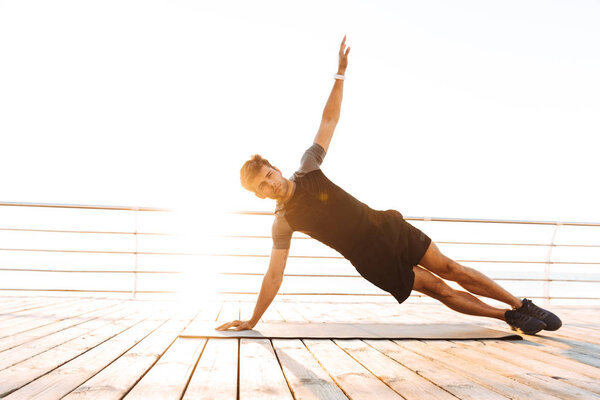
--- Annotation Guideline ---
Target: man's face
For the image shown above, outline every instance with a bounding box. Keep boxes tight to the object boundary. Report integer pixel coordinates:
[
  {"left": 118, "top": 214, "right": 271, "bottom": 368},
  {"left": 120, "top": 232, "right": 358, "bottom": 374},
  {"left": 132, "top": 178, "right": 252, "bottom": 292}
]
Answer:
[{"left": 249, "top": 165, "right": 288, "bottom": 200}]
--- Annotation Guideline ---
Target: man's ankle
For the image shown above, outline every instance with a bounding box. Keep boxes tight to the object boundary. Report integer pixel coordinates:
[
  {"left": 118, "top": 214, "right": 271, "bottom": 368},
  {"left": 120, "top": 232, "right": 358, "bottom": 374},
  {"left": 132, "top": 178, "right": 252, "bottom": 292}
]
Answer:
[{"left": 512, "top": 298, "right": 523, "bottom": 309}]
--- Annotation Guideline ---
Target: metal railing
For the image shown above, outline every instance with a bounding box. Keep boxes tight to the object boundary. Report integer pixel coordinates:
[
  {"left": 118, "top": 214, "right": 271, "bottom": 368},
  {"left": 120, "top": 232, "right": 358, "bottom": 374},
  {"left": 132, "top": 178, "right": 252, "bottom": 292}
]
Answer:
[
  {"left": 0, "top": 201, "right": 168, "bottom": 298},
  {"left": 1, "top": 202, "right": 599, "bottom": 303}
]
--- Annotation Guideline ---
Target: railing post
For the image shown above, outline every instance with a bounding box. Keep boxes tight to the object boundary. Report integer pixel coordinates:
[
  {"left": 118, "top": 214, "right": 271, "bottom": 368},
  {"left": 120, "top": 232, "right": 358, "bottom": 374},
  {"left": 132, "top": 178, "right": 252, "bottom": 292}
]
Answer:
[
  {"left": 132, "top": 209, "right": 138, "bottom": 299},
  {"left": 544, "top": 223, "right": 560, "bottom": 306}
]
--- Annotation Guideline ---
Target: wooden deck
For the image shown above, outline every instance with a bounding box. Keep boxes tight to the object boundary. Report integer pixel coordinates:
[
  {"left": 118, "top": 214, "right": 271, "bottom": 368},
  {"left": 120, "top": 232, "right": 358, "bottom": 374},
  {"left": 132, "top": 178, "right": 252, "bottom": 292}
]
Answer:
[{"left": 0, "top": 296, "right": 598, "bottom": 399}]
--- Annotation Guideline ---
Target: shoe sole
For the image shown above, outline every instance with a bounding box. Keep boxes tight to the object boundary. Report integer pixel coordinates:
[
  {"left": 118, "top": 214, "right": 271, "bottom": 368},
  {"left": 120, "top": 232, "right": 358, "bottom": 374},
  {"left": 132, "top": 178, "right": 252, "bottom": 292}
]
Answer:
[{"left": 510, "top": 326, "right": 544, "bottom": 335}]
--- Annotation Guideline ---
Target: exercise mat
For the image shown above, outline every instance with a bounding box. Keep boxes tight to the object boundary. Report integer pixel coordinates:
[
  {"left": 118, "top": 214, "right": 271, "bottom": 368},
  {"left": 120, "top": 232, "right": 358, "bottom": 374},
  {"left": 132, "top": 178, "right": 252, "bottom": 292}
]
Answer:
[{"left": 180, "top": 322, "right": 522, "bottom": 340}]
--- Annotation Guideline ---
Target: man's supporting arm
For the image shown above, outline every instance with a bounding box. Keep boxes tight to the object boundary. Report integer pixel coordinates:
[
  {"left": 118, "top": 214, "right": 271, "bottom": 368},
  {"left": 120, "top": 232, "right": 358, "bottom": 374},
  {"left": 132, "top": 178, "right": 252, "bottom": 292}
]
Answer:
[
  {"left": 314, "top": 35, "right": 350, "bottom": 152},
  {"left": 216, "top": 247, "right": 289, "bottom": 331},
  {"left": 248, "top": 248, "right": 289, "bottom": 325}
]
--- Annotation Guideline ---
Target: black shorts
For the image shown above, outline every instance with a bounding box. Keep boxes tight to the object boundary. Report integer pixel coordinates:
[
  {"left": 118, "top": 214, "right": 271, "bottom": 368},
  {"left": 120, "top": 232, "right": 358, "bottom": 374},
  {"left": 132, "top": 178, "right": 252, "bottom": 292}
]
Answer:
[
  {"left": 401, "top": 216, "right": 432, "bottom": 268},
  {"left": 350, "top": 210, "right": 432, "bottom": 305}
]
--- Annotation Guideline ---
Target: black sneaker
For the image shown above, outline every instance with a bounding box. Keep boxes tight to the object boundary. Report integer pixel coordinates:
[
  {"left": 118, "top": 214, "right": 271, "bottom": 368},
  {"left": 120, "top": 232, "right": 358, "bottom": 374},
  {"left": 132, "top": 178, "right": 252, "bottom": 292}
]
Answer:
[
  {"left": 505, "top": 309, "right": 546, "bottom": 335},
  {"left": 517, "top": 298, "right": 562, "bottom": 331}
]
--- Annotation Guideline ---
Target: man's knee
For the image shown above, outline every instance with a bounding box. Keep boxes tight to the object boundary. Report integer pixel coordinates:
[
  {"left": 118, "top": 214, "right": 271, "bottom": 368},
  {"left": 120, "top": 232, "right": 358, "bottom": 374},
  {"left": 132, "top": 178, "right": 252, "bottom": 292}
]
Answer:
[
  {"left": 422, "top": 276, "right": 455, "bottom": 300},
  {"left": 419, "top": 242, "right": 466, "bottom": 281},
  {"left": 439, "top": 259, "right": 470, "bottom": 282}
]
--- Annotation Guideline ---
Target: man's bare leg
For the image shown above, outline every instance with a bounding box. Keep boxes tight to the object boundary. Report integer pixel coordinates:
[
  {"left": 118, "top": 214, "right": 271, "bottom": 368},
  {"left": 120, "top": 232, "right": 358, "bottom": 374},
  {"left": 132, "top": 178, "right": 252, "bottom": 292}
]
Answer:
[
  {"left": 417, "top": 241, "right": 523, "bottom": 309},
  {"left": 412, "top": 266, "right": 507, "bottom": 320}
]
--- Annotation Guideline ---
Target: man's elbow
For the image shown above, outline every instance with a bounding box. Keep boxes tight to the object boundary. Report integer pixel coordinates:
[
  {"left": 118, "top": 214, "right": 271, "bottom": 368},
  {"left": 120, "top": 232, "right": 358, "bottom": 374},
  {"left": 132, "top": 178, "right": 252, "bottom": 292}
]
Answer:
[
  {"left": 321, "top": 113, "right": 339, "bottom": 125},
  {"left": 266, "top": 272, "right": 284, "bottom": 287}
]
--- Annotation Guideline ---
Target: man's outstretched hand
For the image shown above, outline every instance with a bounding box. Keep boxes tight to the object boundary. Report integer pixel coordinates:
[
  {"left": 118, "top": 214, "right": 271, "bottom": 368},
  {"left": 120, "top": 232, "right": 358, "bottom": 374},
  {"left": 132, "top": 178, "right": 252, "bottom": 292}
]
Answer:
[
  {"left": 338, "top": 35, "right": 350, "bottom": 74},
  {"left": 215, "top": 319, "right": 256, "bottom": 331}
]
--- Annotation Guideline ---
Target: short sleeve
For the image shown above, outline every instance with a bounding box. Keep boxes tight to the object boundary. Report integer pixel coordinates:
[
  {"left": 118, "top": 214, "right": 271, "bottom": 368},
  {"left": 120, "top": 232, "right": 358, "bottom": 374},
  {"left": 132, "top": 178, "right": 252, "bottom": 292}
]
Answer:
[
  {"left": 272, "top": 215, "right": 293, "bottom": 249},
  {"left": 296, "top": 143, "right": 326, "bottom": 176}
]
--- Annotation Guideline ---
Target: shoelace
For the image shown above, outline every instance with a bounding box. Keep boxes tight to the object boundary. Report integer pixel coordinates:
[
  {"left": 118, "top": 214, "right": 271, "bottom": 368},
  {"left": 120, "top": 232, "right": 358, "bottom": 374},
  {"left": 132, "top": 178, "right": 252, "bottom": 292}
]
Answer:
[
  {"left": 522, "top": 300, "right": 548, "bottom": 319},
  {"left": 509, "top": 311, "right": 531, "bottom": 324}
]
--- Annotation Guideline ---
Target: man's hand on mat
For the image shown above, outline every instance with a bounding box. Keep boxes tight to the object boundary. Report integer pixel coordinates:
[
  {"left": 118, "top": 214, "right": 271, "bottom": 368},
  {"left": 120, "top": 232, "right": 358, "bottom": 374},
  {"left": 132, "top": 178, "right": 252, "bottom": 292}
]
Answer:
[{"left": 215, "top": 319, "right": 256, "bottom": 331}]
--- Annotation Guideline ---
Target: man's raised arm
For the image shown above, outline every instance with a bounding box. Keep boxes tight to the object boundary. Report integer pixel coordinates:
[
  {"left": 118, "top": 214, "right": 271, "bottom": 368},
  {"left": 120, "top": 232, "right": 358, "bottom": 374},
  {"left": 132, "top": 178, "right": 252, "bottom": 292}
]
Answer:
[
  {"left": 215, "top": 248, "right": 289, "bottom": 331},
  {"left": 313, "top": 35, "right": 350, "bottom": 152}
]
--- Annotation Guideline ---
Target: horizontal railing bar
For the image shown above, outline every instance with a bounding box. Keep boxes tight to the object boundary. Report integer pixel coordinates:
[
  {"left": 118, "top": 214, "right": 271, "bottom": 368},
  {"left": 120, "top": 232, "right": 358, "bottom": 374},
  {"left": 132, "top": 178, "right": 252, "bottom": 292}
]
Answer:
[
  {"left": 0, "top": 201, "right": 169, "bottom": 212},
  {"left": 204, "top": 256, "right": 600, "bottom": 265},
  {"left": 0, "top": 268, "right": 179, "bottom": 274},
  {"left": 2, "top": 228, "right": 598, "bottom": 248},
  {"left": 216, "top": 272, "right": 600, "bottom": 283},
  {"left": 232, "top": 211, "right": 600, "bottom": 227},
  {"left": 0, "top": 288, "right": 597, "bottom": 301},
  {"left": 435, "top": 242, "right": 600, "bottom": 248},
  {"left": 1, "top": 267, "right": 597, "bottom": 284},
  {"left": 1, "top": 248, "right": 599, "bottom": 265},
  {"left": 1, "top": 268, "right": 598, "bottom": 284},
  {"left": 0, "top": 248, "right": 186, "bottom": 255},
  {"left": 217, "top": 291, "right": 600, "bottom": 300},
  {"left": 218, "top": 235, "right": 312, "bottom": 240},
  {"left": 216, "top": 235, "right": 600, "bottom": 248},
  {"left": 0, "top": 227, "right": 171, "bottom": 236},
  {"left": 0, "top": 288, "right": 178, "bottom": 293}
]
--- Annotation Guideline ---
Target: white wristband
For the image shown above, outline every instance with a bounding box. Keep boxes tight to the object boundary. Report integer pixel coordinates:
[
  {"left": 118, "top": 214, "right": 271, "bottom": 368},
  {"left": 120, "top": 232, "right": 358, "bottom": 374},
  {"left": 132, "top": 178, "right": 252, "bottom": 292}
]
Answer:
[{"left": 334, "top": 74, "right": 345, "bottom": 80}]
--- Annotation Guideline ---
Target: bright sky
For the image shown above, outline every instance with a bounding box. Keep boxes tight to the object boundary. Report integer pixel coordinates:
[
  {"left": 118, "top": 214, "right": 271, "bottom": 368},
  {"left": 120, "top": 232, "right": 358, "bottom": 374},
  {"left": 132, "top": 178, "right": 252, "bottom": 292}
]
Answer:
[{"left": 2, "top": 0, "right": 599, "bottom": 226}]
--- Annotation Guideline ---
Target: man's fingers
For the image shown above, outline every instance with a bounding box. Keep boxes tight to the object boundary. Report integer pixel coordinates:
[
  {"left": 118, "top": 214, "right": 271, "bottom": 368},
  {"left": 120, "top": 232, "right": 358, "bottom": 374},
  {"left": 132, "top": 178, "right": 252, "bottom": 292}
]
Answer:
[
  {"left": 215, "top": 322, "right": 231, "bottom": 331},
  {"left": 345, "top": 47, "right": 350, "bottom": 56},
  {"left": 234, "top": 323, "right": 251, "bottom": 331},
  {"left": 215, "top": 320, "right": 240, "bottom": 331}
]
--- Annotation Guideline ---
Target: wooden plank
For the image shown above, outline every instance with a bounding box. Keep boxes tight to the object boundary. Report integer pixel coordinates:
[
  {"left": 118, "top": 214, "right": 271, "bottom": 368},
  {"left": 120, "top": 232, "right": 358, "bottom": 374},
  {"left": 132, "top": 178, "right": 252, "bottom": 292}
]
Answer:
[
  {"left": 364, "top": 339, "right": 508, "bottom": 400},
  {"left": 426, "top": 339, "right": 599, "bottom": 400},
  {"left": 328, "top": 302, "right": 379, "bottom": 323},
  {"left": 182, "top": 302, "right": 224, "bottom": 334},
  {"left": 183, "top": 339, "right": 238, "bottom": 400},
  {"left": 239, "top": 301, "right": 256, "bottom": 322},
  {"left": 455, "top": 340, "right": 600, "bottom": 394},
  {"left": 123, "top": 337, "right": 206, "bottom": 400},
  {"left": 482, "top": 339, "right": 600, "bottom": 379},
  {"left": 181, "top": 302, "right": 237, "bottom": 400},
  {"left": 274, "top": 302, "right": 309, "bottom": 323},
  {"left": 0, "top": 297, "right": 51, "bottom": 314},
  {"left": 0, "top": 297, "right": 82, "bottom": 323},
  {"left": 363, "top": 302, "right": 430, "bottom": 324},
  {"left": 548, "top": 308, "right": 598, "bottom": 328},
  {"left": 511, "top": 334, "right": 600, "bottom": 368},
  {"left": 326, "top": 303, "right": 373, "bottom": 323},
  {"left": 239, "top": 339, "right": 293, "bottom": 400},
  {"left": 262, "top": 302, "right": 285, "bottom": 322},
  {"left": 334, "top": 339, "right": 456, "bottom": 400},
  {"left": 547, "top": 325, "right": 600, "bottom": 344},
  {"left": 302, "top": 339, "right": 403, "bottom": 399},
  {"left": 4, "top": 316, "right": 171, "bottom": 400},
  {"left": 0, "top": 298, "right": 81, "bottom": 333},
  {"left": 0, "top": 298, "right": 120, "bottom": 340},
  {"left": 394, "top": 339, "right": 561, "bottom": 400},
  {"left": 238, "top": 300, "right": 283, "bottom": 323},
  {"left": 218, "top": 301, "right": 240, "bottom": 322},
  {"left": 272, "top": 339, "right": 348, "bottom": 400},
  {"left": 0, "top": 299, "right": 124, "bottom": 352},
  {"left": 0, "top": 301, "right": 135, "bottom": 370},
  {"left": 289, "top": 302, "right": 330, "bottom": 323},
  {"left": 63, "top": 305, "right": 210, "bottom": 400},
  {"left": 0, "top": 302, "right": 162, "bottom": 397}
]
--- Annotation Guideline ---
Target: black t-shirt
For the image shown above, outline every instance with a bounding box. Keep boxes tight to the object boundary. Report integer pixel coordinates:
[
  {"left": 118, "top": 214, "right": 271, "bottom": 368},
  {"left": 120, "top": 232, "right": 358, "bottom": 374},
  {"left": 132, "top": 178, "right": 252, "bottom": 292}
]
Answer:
[
  {"left": 271, "top": 143, "right": 428, "bottom": 304},
  {"left": 272, "top": 143, "right": 326, "bottom": 249}
]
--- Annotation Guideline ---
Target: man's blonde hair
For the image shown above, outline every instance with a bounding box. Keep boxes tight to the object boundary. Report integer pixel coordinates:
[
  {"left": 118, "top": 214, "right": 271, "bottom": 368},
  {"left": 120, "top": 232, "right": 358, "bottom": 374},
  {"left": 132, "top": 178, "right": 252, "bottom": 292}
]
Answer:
[{"left": 240, "top": 154, "right": 274, "bottom": 192}]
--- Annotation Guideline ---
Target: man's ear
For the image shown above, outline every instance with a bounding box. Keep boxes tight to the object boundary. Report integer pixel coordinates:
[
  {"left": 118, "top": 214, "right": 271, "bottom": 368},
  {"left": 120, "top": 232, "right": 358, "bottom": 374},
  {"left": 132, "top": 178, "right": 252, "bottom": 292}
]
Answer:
[
  {"left": 255, "top": 192, "right": 266, "bottom": 199},
  {"left": 273, "top": 166, "right": 282, "bottom": 175}
]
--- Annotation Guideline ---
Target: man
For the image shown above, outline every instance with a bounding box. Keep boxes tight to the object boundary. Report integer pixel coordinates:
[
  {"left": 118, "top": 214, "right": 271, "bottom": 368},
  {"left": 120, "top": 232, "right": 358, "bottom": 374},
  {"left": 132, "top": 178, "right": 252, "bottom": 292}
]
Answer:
[{"left": 216, "top": 36, "right": 561, "bottom": 335}]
